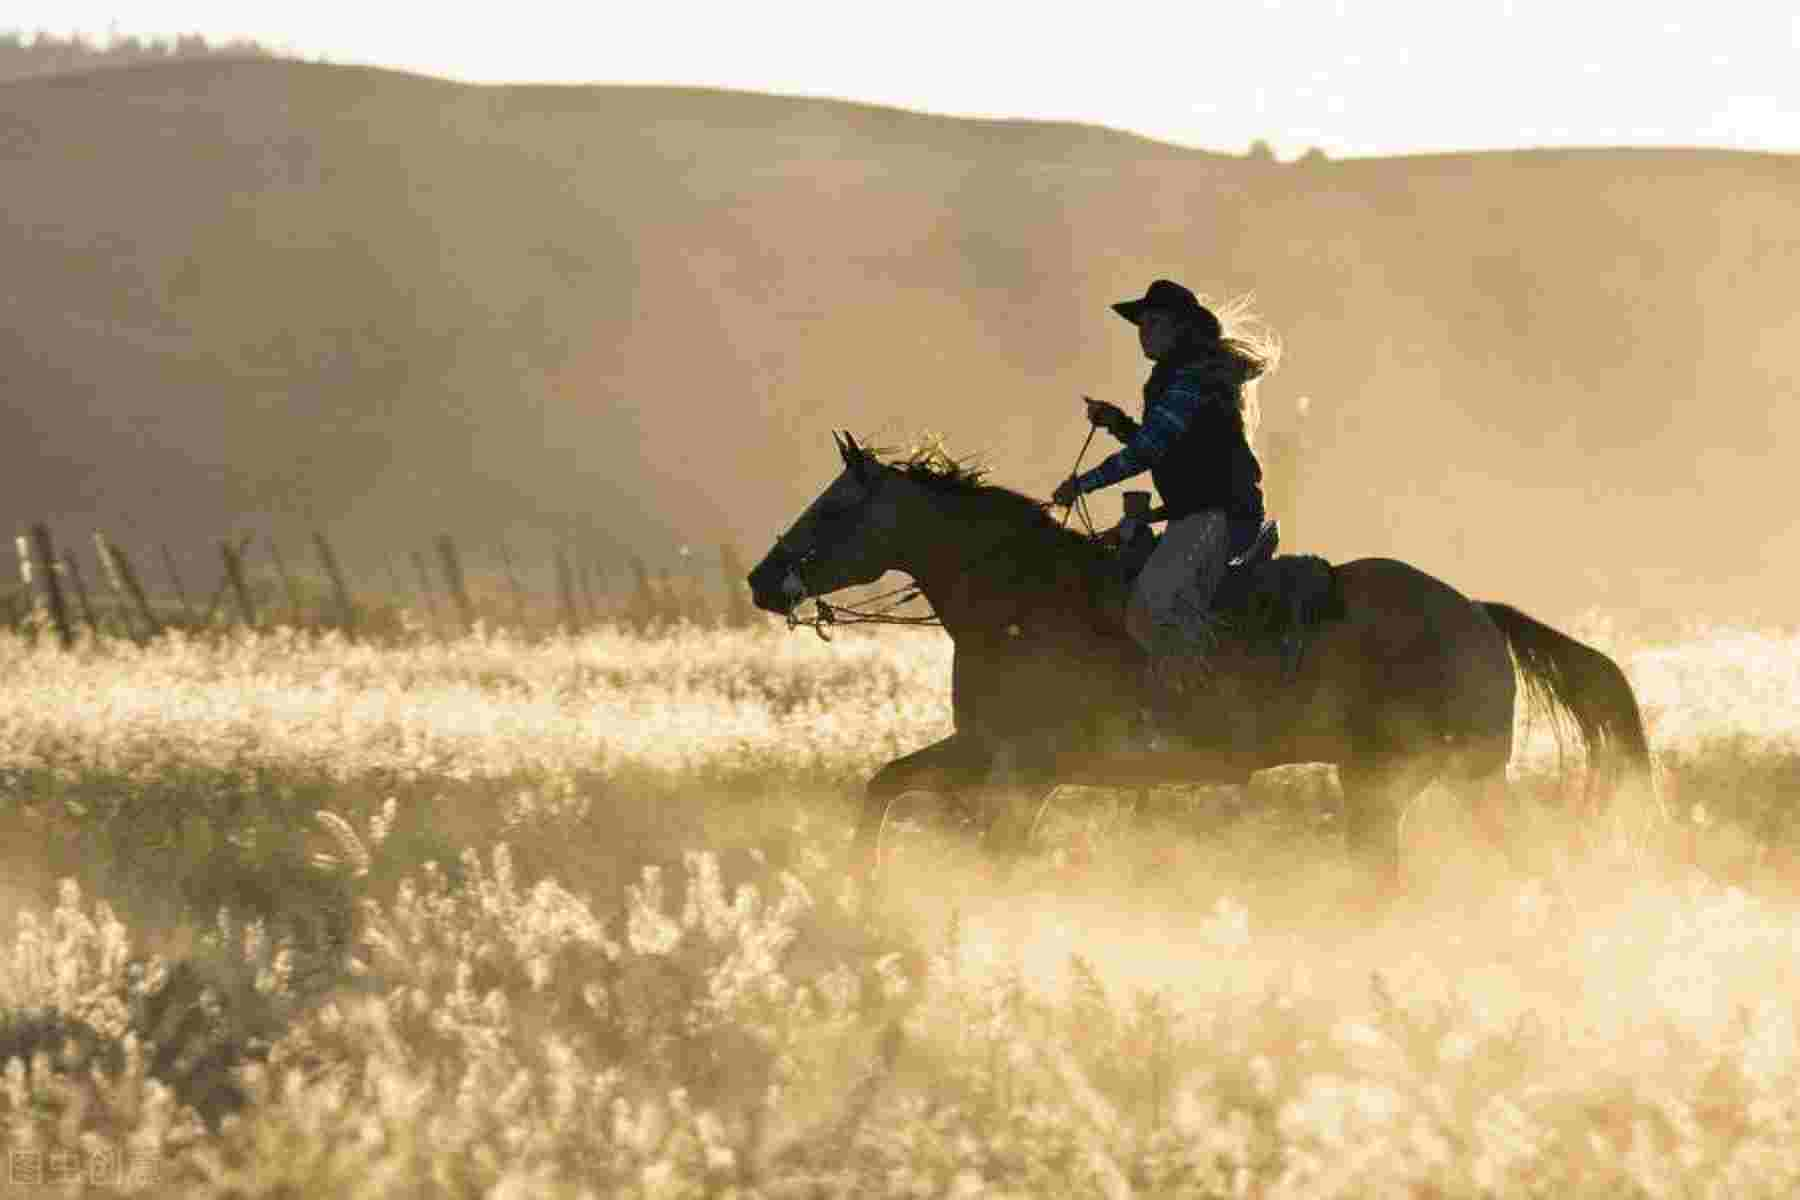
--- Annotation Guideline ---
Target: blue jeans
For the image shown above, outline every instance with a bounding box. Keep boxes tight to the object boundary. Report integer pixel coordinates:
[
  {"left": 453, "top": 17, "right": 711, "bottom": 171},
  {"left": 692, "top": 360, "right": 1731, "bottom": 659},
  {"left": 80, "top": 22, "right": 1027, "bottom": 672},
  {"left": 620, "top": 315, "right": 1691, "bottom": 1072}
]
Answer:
[{"left": 1126, "top": 510, "right": 1231, "bottom": 655}]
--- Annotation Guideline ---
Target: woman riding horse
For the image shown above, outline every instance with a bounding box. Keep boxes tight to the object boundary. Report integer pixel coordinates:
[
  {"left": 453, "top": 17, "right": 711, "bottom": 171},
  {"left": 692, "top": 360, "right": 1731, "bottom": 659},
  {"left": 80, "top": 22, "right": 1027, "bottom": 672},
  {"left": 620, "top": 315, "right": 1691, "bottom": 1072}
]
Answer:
[
  {"left": 1052, "top": 279, "right": 1272, "bottom": 745},
  {"left": 746, "top": 431, "right": 1652, "bottom": 889}
]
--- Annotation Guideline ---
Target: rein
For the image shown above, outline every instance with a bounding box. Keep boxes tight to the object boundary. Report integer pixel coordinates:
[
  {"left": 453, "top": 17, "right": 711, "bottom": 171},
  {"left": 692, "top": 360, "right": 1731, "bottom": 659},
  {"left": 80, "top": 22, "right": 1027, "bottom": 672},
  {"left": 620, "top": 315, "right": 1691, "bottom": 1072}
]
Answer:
[
  {"left": 1059, "top": 424, "right": 1100, "bottom": 537},
  {"left": 785, "top": 579, "right": 939, "bottom": 641}
]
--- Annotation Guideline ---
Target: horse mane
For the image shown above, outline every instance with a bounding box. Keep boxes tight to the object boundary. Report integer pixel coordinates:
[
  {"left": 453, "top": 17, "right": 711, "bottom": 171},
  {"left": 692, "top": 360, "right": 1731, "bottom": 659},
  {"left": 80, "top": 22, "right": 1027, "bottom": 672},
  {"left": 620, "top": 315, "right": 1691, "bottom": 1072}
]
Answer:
[
  {"left": 866, "top": 440, "right": 1104, "bottom": 557},
  {"left": 844, "top": 435, "right": 1127, "bottom": 634}
]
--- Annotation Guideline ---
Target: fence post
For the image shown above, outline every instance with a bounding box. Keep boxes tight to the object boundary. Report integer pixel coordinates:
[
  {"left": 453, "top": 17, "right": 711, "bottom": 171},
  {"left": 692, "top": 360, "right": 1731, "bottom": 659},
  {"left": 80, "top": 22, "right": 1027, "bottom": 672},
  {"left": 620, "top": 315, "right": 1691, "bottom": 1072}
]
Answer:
[
  {"left": 221, "top": 538, "right": 257, "bottom": 629},
  {"left": 312, "top": 530, "right": 357, "bottom": 639},
  {"left": 13, "top": 535, "right": 38, "bottom": 637},
  {"left": 409, "top": 549, "right": 443, "bottom": 634},
  {"left": 578, "top": 553, "right": 601, "bottom": 625},
  {"left": 200, "top": 534, "right": 252, "bottom": 627},
  {"left": 382, "top": 559, "right": 407, "bottom": 621},
  {"left": 111, "top": 541, "right": 162, "bottom": 640},
  {"left": 553, "top": 543, "right": 582, "bottom": 634},
  {"left": 660, "top": 566, "right": 689, "bottom": 624},
  {"left": 92, "top": 532, "right": 133, "bottom": 642},
  {"left": 24, "top": 525, "right": 74, "bottom": 649},
  {"left": 630, "top": 557, "right": 657, "bottom": 629},
  {"left": 160, "top": 543, "right": 194, "bottom": 623},
  {"left": 93, "top": 533, "right": 161, "bottom": 641},
  {"left": 60, "top": 551, "right": 99, "bottom": 638},
  {"left": 496, "top": 538, "right": 528, "bottom": 630},
  {"left": 435, "top": 534, "right": 475, "bottom": 633},
  {"left": 268, "top": 538, "right": 302, "bottom": 627},
  {"left": 199, "top": 574, "right": 228, "bottom": 628}
]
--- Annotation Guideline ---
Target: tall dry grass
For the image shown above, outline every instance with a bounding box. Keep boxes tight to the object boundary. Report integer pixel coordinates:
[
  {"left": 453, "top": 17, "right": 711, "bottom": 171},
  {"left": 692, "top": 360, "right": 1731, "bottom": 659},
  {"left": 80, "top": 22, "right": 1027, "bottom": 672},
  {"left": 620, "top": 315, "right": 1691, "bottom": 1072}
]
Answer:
[{"left": 1, "top": 618, "right": 1799, "bottom": 1195}]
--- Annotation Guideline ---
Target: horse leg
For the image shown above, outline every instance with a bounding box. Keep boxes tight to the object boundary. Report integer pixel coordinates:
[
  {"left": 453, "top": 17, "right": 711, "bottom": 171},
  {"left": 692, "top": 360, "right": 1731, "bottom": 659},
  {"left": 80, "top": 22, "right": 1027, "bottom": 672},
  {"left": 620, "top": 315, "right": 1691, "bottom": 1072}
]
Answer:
[
  {"left": 858, "top": 734, "right": 991, "bottom": 867},
  {"left": 1444, "top": 731, "right": 1520, "bottom": 871},
  {"left": 1338, "top": 754, "right": 1441, "bottom": 892},
  {"left": 973, "top": 740, "right": 1059, "bottom": 859},
  {"left": 1465, "top": 769, "right": 1515, "bottom": 862}
]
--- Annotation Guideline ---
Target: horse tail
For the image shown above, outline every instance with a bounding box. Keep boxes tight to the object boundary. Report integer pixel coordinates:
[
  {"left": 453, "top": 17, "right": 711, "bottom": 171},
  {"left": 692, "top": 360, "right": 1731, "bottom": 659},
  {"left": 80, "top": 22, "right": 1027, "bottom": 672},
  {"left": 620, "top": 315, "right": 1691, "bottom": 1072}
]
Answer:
[{"left": 1480, "top": 602, "right": 1652, "bottom": 795}]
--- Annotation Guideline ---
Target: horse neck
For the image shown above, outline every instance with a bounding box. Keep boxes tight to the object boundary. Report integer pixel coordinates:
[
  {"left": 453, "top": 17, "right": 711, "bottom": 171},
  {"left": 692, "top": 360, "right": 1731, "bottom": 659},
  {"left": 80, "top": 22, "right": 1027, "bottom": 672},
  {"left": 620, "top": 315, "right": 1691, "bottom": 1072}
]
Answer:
[{"left": 895, "top": 487, "right": 1111, "bottom": 640}]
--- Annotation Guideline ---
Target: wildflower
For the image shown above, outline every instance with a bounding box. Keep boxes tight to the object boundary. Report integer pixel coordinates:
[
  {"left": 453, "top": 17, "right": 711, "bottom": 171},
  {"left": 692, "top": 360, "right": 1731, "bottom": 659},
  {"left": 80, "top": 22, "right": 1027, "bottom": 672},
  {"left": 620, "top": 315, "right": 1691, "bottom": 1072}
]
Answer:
[
  {"left": 1202, "top": 896, "right": 1252, "bottom": 951},
  {"left": 1437, "top": 1031, "right": 1476, "bottom": 1065},
  {"left": 1332, "top": 1020, "right": 1386, "bottom": 1052},
  {"left": 1249, "top": 1054, "right": 1278, "bottom": 1098},
  {"left": 313, "top": 809, "right": 371, "bottom": 876},
  {"left": 627, "top": 867, "right": 683, "bottom": 957}
]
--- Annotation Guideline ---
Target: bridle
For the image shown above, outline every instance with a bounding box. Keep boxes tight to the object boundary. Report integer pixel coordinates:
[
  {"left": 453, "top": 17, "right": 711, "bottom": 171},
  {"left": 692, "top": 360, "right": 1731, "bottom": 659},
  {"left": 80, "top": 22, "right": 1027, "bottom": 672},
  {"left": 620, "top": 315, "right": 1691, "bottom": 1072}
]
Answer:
[
  {"left": 774, "top": 423, "right": 1109, "bottom": 641},
  {"left": 785, "top": 580, "right": 941, "bottom": 641},
  {"left": 772, "top": 484, "right": 940, "bottom": 641}
]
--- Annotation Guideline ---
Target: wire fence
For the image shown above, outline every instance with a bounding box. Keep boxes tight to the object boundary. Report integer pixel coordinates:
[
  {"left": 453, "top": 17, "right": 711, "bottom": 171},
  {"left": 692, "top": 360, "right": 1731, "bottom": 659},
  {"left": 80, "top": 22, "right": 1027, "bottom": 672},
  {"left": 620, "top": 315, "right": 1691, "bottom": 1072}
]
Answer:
[{"left": 6, "top": 522, "right": 766, "bottom": 646}]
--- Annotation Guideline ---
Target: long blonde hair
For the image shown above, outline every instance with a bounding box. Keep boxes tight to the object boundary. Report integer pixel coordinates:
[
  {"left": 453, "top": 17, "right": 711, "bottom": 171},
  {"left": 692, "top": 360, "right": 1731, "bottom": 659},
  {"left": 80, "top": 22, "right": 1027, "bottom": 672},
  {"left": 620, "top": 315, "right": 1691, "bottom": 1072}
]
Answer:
[{"left": 1195, "top": 292, "right": 1281, "bottom": 444}]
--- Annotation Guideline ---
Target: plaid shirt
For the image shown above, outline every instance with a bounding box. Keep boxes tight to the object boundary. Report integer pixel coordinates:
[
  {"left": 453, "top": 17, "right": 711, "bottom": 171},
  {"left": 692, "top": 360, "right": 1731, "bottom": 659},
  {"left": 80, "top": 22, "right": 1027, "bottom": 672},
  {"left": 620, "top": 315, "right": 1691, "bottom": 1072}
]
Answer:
[
  {"left": 1074, "top": 361, "right": 1265, "bottom": 530},
  {"left": 1075, "top": 364, "right": 1213, "bottom": 493}
]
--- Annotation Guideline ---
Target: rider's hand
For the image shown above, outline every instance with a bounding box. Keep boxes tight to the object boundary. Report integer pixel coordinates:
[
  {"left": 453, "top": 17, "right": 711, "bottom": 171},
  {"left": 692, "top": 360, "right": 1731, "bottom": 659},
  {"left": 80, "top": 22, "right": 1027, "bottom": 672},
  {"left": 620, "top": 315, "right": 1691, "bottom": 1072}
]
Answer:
[
  {"left": 1084, "top": 396, "right": 1131, "bottom": 438},
  {"left": 1051, "top": 476, "right": 1081, "bottom": 508}
]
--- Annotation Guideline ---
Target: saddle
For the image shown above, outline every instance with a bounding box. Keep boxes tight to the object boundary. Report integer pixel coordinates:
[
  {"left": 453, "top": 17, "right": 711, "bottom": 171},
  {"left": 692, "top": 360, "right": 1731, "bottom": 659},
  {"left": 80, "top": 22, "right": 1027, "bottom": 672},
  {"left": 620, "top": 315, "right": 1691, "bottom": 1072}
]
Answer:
[
  {"left": 1119, "top": 518, "right": 1343, "bottom": 676},
  {"left": 1215, "top": 529, "right": 1340, "bottom": 643}
]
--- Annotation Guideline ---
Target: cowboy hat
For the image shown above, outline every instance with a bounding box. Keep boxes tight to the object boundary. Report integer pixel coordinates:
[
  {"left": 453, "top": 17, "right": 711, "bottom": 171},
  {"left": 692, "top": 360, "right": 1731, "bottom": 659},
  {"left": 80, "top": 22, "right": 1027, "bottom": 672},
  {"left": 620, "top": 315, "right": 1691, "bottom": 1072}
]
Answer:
[{"left": 1111, "top": 279, "right": 1223, "bottom": 341}]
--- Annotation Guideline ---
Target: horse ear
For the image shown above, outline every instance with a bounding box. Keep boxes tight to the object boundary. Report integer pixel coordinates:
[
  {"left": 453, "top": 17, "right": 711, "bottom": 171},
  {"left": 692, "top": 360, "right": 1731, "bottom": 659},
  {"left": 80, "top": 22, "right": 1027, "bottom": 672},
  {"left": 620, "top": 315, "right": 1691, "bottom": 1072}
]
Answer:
[
  {"left": 838, "top": 430, "right": 865, "bottom": 475},
  {"left": 831, "top": 430, "right": 846, "bottom": 454}
]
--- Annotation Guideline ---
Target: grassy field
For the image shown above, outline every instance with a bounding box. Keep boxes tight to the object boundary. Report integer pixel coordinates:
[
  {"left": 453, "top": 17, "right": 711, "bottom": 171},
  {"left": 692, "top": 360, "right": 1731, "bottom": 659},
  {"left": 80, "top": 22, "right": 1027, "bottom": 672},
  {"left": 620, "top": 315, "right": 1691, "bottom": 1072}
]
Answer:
[{"left": 3, "top": 617, "right": 1800, "bottom": 1196}]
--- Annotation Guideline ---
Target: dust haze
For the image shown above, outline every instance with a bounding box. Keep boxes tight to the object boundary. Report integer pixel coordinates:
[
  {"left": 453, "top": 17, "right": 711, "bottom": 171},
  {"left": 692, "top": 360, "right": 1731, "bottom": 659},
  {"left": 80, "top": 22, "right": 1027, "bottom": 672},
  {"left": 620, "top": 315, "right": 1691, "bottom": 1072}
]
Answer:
[
  {"left": 7, "top": 51, "right": 1800, "bottom": 1193},
  {"left": 5, "top": 57, "right": 1797, "bottom": 624}
]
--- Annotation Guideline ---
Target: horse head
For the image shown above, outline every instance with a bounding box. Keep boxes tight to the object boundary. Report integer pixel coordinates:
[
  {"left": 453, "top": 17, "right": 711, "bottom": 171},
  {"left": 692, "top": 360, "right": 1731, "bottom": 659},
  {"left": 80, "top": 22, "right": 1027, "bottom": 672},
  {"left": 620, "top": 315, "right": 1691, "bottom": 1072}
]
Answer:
[{"left": 747, "top": 432, "right": 904, "bottom": 615}]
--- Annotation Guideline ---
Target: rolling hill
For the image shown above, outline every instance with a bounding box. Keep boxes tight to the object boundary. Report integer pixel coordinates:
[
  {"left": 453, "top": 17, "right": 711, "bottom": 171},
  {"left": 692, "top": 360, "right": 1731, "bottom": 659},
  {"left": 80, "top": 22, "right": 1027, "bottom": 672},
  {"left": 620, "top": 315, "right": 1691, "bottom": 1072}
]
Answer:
[{"left": 4, "top": 57, "right": 1797, "bottom": 621}]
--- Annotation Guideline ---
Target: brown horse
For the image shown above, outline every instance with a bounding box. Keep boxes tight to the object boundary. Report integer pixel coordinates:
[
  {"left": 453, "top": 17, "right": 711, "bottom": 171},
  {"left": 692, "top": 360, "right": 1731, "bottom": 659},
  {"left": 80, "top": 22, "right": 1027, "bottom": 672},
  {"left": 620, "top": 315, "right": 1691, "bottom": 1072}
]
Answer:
[{"left": 747, "top": 435, "right": 1652, "bottom": 881}]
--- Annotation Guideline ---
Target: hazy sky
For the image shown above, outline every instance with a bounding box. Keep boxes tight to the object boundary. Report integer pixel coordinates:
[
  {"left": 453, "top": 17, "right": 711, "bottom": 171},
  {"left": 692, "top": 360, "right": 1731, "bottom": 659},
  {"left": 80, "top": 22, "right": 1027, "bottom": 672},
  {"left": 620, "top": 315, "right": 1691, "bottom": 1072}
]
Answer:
[{"left": 18, "top": 1, "right": 1800, "bottom": 158}]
